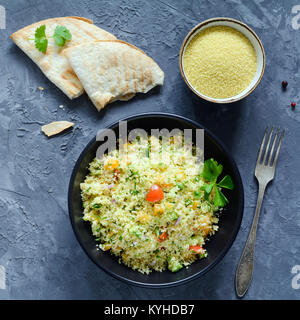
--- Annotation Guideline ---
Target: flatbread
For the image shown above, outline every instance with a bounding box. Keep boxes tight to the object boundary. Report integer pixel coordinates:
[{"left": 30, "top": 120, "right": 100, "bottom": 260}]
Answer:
[
  {"left": 42, "top": 121, "right": 74, "bottom": 137},
  {"left": 64, "top": 40, "right": 164, "bottom": 111},
  {"left": 10, "top": 17, "right": 116, "bottom": 99}
]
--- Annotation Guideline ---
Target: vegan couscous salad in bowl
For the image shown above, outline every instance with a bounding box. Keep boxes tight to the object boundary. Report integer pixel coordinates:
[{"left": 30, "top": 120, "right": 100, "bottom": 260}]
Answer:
[
  {"left": 80, "top": 132, "right": 234, "bottom": 274},
  {"left": 68, "top": 113, "right": 244, "bottom": 287}
]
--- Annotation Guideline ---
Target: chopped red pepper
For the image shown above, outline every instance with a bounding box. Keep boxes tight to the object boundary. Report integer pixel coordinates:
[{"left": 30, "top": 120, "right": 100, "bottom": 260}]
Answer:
[
  {"left": 157, "top": 232, "right": 167, "bottom": 242},
  {"left": 113, "top": 169, "right": 119, "bottom": 181}
]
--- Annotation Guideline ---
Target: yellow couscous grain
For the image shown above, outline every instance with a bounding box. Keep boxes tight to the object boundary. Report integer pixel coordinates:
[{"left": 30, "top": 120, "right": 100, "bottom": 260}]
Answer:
[{"left": 183, "top": 26, "right": 257, "bottom": 99}]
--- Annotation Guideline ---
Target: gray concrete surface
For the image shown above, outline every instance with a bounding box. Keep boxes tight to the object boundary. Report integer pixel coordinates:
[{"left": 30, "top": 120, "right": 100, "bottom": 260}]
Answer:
[{"left": 0, "top": 0, "right": 300, "bottom": 299}]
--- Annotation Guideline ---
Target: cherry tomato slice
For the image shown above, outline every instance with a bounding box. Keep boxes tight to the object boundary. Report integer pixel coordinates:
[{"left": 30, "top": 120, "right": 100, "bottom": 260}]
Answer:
[
  {"left": 146, "top": 184, "right": 164, "bottom": 202},
  {"left": 189, "top": 245, "right": 204, "bottom": 254}
]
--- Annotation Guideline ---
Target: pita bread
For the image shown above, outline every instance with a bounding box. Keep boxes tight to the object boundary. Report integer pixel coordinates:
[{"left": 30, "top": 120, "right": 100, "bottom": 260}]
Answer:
[
  {"left": 64, "top": 40, "right": 164, "bottom": 111},
  {"left": 10, "top": 17, "right": 116, "bottom": 99},
  {"left": 42, "top": 121, "right": 74, "bottom": 137}
]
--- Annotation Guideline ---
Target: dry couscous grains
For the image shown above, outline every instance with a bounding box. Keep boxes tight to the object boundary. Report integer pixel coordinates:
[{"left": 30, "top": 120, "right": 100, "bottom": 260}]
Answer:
[
  {"left": 80, "top": 133, "right": 233, "bottom": 274},
  {"left": 183, "top": 25, "right": 257, "bottom": 99}
]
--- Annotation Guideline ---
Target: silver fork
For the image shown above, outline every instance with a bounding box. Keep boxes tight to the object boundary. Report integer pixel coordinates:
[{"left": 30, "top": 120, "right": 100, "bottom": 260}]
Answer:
[{"left": 235, "top": 126, "right": 285, "bottom": 298}]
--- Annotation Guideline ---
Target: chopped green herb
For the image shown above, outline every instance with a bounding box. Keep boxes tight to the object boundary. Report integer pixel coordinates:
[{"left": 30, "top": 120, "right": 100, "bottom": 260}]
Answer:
[
  {"left": 92, "top": 203, "right": 102, "bottom": 209},
  {"left": 128, "top": 169, "right": 138, "bottom": 179},
  {"left": 177, "top": 183, "right": 184, "bottom": 190},
  {"left": 194, "top": 175, "right": 201, "bottom": 182},
  {"left": 145, "top": 146, "right": 150, "bottom": 158},
  {"left": 185, "top": 199, "right": 192, "bottom": 207},
  {"left": 129, "top": 178, "right": 139, "bottom": 194}
]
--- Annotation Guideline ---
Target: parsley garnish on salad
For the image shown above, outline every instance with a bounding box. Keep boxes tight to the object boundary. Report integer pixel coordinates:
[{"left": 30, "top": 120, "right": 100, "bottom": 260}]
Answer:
[{"left": 200, "top": 158, "right": 234, "bottom": 207}]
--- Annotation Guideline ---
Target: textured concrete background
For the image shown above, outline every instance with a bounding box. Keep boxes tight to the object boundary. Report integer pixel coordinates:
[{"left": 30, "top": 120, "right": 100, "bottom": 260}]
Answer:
[{"left": 0, "top": 0, "right": 300, "bottom": 300}]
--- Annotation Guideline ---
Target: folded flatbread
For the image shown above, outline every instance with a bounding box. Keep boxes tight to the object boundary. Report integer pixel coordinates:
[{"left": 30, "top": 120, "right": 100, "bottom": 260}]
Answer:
[
  {"left": 64, "top": 40, "right": 164, "bottom": 111},
  {"left": 10, "top": 17, "right": 116, "bottom": 99}
]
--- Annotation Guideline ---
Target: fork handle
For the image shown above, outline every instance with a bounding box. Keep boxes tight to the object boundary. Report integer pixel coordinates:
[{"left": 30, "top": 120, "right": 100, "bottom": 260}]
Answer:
[{"left": 235, "top": 183, "right": 266, "bottom": 298}]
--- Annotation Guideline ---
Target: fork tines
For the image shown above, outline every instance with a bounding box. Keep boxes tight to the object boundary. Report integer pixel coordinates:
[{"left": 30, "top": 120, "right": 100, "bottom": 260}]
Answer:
[{"left": 257, "top": 126, "right": 285, "bottom": 167}]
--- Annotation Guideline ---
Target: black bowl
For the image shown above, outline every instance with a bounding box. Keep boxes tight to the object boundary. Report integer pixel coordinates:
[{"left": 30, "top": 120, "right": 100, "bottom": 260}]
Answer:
[{"left": 68, "top": 113, "right": 244, "bottom": 288}]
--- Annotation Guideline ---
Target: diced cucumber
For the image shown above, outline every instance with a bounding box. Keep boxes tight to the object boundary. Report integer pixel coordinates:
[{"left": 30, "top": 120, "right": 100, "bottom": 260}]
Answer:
[
  {"left": 168, "top": 212, "right": 179, "bottom": 221},
  {"left": 168, "top": 257, "right": 183, "bottom": 272}
]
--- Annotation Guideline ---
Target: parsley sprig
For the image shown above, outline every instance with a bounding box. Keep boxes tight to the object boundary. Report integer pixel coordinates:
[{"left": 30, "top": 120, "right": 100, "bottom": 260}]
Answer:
[
  {"left": 34, "top": 25, "right": 48, "bottom": 53},
  {"left": 30, "top": 25, "right": 72, "bottom": 53},
  {"left": 53, "top": 26, "right": 72, "bottom": 47},
  {"left": 200, "top": 158, "right": 234, "bottom": 207}
]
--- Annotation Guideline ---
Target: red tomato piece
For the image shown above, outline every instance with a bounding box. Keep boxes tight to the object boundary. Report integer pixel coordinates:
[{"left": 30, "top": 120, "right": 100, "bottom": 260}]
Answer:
[
  {"left": 157, "top": 232, "right": 167, "bottom": 242},
  {"left": 189, "top": 245, "right": 204, "bottom": 254},
  {"left": 146, "top": 184, "right": 164, "bottom": 202}
]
